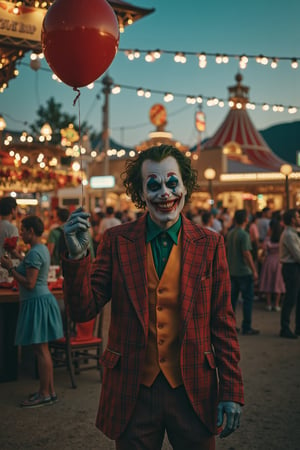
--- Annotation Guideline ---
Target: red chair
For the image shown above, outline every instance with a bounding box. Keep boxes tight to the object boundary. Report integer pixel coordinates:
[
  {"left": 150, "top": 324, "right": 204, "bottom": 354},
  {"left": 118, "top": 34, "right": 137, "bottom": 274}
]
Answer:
[{"left": 50, "top": 312, "right": 103, "bottom": 389}]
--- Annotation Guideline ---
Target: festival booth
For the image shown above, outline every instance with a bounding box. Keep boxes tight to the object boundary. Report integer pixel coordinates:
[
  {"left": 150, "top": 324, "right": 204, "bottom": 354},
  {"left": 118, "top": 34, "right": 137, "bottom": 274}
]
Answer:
[{"left": 0, "top": 0, "right": 154, "bottom": 384}]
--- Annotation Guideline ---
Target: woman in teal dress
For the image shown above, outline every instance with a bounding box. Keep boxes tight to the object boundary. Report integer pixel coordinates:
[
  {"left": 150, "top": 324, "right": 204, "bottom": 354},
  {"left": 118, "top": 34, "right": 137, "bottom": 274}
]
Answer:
[{"left": 1, "top": 215, "right": 63, "bottom": 408}]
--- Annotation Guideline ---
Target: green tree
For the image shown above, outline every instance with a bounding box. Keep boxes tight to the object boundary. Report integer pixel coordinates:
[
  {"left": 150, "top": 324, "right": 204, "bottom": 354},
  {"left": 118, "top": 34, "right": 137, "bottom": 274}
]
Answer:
[{"left": 29, "top": 97, "right": 93, "bottom": 145}]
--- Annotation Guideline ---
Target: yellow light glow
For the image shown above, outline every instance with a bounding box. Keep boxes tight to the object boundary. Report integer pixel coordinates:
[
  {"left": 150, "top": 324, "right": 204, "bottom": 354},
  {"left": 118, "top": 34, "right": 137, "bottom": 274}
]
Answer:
[
  {"left": 72, "top": 161, "right": 81, "bottom": 172},
  {"left": 112, "top": 85, "right": 121, "bottom": 94},
  {"left": 220, "top": 171, "right": 300, "bottom": 182},
  {"left": 164, "top": 93, "right": 174, "bottom": 102},
  {"left": 280, "top": 164, "right": 293, "bottom": 177},
  {"left": 40, "top": 123, "right": 52, "bottom": 137},
  {"left": 16, "top": 199, "right": 38, "bottom": 206},
  {"left": 0, "top": 115, "right": 6, "bottom": 131},
  {"left": 204, "top": 168, "right": 216, "bottom": 180},
  {"left": 291, "top": 59, "right": 298, "bottom": 69}
]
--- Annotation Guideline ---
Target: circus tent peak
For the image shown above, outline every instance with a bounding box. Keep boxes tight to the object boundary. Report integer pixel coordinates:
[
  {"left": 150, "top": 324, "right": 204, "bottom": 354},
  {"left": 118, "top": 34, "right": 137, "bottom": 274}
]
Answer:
[{"left": 202, "top": 73, "right": 288, "bottom": 171}]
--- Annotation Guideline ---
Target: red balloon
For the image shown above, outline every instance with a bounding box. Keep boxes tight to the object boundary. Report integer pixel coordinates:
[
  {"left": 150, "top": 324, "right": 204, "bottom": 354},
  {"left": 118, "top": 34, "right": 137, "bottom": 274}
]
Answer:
[{"left": 41, "top": 0, "right": 120, "bottom": 88}]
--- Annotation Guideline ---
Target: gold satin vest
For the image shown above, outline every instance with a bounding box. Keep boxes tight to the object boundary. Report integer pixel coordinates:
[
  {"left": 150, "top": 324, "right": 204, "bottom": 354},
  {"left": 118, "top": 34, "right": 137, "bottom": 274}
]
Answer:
[{"left": 141, "top": 234, "right": 183, "bottom": 388}]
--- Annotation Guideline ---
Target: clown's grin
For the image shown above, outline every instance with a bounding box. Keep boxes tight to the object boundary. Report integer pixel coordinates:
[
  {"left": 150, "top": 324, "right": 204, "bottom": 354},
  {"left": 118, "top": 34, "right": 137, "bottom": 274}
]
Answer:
[{"left": 152, "top": 199, "right": 179, "bottom": 213}]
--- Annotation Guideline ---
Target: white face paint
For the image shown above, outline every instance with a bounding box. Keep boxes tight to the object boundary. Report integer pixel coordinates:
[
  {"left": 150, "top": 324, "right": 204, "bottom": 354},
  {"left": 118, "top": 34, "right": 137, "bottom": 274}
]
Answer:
[{"left": 141, "top": 156, "right": 187, "bottom": 229}]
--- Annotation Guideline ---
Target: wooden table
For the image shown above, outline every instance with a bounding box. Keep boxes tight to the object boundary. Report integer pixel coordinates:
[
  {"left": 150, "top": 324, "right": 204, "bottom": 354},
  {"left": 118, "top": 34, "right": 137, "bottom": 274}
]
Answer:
[
  {"left": 0, "top": 288, "right": 63, "bottom": 382},
  {"left": 0, "top": 288, "right": 64, "bottom": 303}
]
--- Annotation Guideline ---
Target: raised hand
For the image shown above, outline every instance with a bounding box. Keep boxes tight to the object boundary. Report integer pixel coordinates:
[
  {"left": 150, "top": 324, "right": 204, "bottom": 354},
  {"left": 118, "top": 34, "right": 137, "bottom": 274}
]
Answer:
[
  {"left": 217, "top": 401, "right": 241, "bottom": 438},
  {"left": 63, "top": 207, "right": 91, "bottom": 260},
  {"left": 0, "top": 254, "right": 13, "bottom": 271}
]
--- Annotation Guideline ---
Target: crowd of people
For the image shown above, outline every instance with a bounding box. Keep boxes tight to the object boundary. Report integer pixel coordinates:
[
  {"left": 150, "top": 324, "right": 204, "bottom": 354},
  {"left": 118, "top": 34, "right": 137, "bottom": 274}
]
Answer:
[
  {"left": 1, "top": 198, "right": 299, "bottom": 349},
  {"left": 0, "top": 144, "right": 299, "bottom": 450},
  {"left": 187, "top": 205, "right": 300, "bottom": 339}
]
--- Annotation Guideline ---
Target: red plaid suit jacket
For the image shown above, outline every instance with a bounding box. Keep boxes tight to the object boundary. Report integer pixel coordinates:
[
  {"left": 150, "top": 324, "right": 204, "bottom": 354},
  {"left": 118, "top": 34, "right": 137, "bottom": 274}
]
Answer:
[{"left": 62, "top": 213, "right": 244, "bottom": 439}]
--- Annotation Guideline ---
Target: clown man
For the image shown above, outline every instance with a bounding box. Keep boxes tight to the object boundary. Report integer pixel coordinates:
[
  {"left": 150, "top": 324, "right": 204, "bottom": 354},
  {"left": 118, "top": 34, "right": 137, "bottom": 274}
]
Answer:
[{"left": 63, "top": 144, "right": 244, "bottom": 450}]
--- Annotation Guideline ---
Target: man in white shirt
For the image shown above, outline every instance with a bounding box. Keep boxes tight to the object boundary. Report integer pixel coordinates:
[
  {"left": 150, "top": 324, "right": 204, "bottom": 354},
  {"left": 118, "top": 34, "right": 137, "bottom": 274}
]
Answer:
[
  {"left": 99, "top": 206, "right": 121, "bottom": 236},
  {"left": 257, "top": 207, "right": 271, "bottom": 243},
  {"left": 0, "top": 196, "right": 19, "bottom": 258},
  {"left": 279, "top": 208, "right": 300, "bottom": 339},
  {"left": 211, "top": 207, "right": 222, "bottom": 234},
  {"left": 202, "top": 210, "right": 217, "bottom": 233}
]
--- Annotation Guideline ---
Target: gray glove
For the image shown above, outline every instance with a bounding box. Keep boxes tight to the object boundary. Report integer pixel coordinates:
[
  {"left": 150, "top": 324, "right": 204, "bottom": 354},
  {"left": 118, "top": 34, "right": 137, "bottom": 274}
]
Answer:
[
  {"left": 217, "top": 401, "right": 241, "bottom": 438},
  {"left": 63, "top": 207, "right": 91, "bottom": 260}
]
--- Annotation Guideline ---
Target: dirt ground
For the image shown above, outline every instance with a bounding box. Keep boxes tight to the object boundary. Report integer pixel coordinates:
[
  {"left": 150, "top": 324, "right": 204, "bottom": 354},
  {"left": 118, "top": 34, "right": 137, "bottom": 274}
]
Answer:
[{"left": 1, "top": 299, "right": 300, "bottom": 450}]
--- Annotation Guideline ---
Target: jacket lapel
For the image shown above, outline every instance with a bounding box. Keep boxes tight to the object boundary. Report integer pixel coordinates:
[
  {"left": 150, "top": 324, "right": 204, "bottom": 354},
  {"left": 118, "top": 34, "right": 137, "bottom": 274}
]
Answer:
[
  {"left": 118, "top": 215, "right": 148, "bottom": 335},
  {"left": 117, "top": 214, "right": 210, "bottom": 339},
  {"left": 180, "top": 215, "right": 208, "bottom": 340}
]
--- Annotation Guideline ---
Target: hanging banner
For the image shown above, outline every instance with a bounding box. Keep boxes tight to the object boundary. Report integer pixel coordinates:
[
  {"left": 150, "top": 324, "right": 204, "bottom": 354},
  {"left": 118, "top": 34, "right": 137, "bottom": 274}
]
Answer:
[
  {"left": 0, "top": 1, "right": 46, "bottom": 43},
  {"left": 195, "top": 110, "right": 206, "bottom": 132}
]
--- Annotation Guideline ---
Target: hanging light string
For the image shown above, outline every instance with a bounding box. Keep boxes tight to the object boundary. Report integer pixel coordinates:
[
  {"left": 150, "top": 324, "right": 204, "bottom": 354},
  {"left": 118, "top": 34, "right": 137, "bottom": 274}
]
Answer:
[
  {"left": 110, "top": 82, "right": 299, "bottom": 114},
  {"left": 12, "top": 60, "right": 300, "bottom": 115},
  {"left": 119, "top": 48, "right": 300, "bottom": 70}
]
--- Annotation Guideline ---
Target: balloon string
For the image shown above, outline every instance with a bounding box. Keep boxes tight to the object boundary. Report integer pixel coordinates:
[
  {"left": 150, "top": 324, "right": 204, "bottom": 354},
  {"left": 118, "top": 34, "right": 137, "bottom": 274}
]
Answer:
[
  {"left": 73, "top": 88, "right": 85, "bottom": 209},
  {"left": 73, "top": 88, "right": 81, "bottom": 107}
]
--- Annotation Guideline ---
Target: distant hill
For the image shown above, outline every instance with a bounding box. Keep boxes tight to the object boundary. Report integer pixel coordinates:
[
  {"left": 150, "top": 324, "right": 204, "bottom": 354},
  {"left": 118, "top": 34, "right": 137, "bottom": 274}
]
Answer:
[{"left": 260, "top": 121, "right": 300, "bottom": 165}]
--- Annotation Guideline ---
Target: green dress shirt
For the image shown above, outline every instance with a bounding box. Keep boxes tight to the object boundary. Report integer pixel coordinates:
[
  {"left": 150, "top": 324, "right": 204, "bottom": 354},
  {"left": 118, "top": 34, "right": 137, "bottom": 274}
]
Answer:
[{"left": 146, "top": 214, "right": 181, "bottom": 278}]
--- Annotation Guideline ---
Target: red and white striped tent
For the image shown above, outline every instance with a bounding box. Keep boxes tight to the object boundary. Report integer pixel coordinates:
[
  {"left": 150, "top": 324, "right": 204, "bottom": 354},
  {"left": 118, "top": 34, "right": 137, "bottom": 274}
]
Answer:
[{"left": 202, "top": 74, "right": 288, "bottom": 172}]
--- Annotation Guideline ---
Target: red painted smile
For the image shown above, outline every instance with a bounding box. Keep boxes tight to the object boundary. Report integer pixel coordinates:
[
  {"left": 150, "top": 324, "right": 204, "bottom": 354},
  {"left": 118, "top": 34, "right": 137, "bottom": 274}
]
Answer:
[{"left": 152, "top": 199, "right": 179, "bottom": 213}]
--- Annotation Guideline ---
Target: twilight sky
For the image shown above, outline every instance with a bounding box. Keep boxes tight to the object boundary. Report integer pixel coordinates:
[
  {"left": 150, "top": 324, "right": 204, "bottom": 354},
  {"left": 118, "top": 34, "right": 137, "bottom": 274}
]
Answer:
[{"left": 1, "top": 0, "right": 300, "bottom": 149}]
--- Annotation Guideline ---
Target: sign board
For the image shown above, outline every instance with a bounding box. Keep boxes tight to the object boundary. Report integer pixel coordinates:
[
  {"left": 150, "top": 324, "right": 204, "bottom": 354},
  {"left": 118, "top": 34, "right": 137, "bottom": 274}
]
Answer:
[
  {"left": 90, "top": 176, "right": 115, "bottom": 189},
  {"left": 62, "top": 198, "right": 80, "bottom": 206},
  {"left": 0, "top": 1, "right": 46, "bottom": 44},
  {"left": 195, "top": 111, "right": 206, "bottom": 132},
  {"left": 149, "top": 104, "right": 167, "bottom": 127}
]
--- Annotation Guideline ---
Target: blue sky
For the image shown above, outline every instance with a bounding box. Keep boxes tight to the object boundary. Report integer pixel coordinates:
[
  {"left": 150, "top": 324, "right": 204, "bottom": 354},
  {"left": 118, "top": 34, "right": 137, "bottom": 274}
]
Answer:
[{"left": 1, "top": 0, "right": 300, "bottom": 148}]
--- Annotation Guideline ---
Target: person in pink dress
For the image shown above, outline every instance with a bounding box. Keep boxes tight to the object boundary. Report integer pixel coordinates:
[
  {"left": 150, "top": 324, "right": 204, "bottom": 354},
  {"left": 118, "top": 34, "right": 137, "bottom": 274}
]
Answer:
[
  {"left": 259, "top": 219, "right": 285, "bottom": 311},
  {"left": 248, "top": 212, "right": 260, "bottom": 266}
]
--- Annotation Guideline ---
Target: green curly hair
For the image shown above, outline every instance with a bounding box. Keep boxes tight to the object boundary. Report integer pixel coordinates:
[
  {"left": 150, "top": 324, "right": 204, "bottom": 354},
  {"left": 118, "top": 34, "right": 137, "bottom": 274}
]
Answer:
[{"left": 122, "top": 145, "right": 199, "bottom": 210}]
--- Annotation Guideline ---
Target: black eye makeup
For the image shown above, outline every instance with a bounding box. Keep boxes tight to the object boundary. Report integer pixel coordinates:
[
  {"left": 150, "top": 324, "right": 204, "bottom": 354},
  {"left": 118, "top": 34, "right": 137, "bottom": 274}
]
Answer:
[
  {"left": 166, "top": 179, "right": 178, "bottom": 189},
  {"left": 147, "top": 179, "right": 161, "bottom": 191}
]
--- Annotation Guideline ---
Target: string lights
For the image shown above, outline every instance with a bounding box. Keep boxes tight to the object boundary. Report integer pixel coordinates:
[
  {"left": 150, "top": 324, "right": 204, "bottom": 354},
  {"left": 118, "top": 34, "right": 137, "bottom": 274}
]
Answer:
[
  {"left": 16, "top": 46, "right": 300, "bottom": 114},
  {"left": 110, "top": 82, "right": 299, "bottom": 115},
  {"left": 3, "top": 58, "right": 300, "bottom": 117},
  {"left": 120, "top": 48, "right": 300, "bottom": 70}
]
